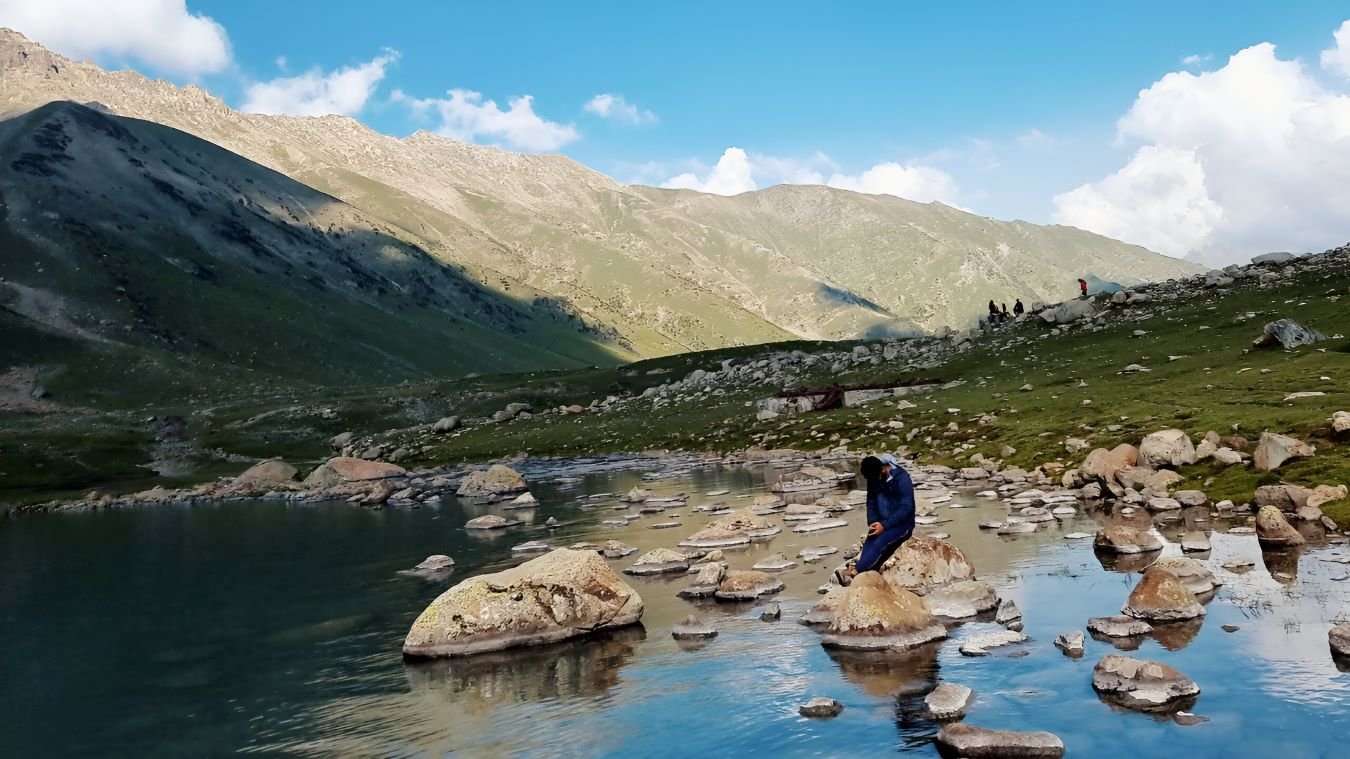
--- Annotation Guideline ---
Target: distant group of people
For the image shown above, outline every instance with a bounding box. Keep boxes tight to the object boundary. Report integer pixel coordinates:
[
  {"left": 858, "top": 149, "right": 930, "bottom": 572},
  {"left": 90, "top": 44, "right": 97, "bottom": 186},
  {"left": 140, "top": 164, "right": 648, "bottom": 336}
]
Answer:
[{"left": 986, "top": 298, "right": 1024, "bottom": 326}]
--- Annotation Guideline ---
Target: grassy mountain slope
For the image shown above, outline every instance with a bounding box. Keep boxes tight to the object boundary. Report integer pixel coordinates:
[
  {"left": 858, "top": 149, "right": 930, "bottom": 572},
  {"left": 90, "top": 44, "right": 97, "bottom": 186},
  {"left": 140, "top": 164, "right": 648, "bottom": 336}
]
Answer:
[{"left": 0, "top": 28, "right": 1198, "bottom": 348}]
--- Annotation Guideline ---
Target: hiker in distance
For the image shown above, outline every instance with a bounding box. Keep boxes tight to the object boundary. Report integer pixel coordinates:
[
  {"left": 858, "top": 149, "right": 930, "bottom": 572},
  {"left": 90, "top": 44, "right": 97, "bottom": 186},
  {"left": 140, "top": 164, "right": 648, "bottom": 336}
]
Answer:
[
  {"left": 987, "top": 299, "right": 998, "bottom": 324},
  {"left": 1013, "top": 298, "right": 1025, "bottom": 316},
  {"left": 835, "top": 453, "right": 916, "bottom": 586}
]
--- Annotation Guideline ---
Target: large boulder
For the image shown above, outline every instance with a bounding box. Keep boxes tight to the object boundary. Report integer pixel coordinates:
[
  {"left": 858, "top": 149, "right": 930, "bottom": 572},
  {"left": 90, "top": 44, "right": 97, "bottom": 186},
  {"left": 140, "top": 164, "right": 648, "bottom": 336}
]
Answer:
[
  {"left": 1138, "top": 430, "right": 1196, "bottom": 469},
  {"left": 923, "top": 580, "right": 1000, "bottom": 619},
  {"left": 1122, "top": 567, "right": 1205, "bottom": 621},
  {"left": 229, "top": 459, "right": 298, "bottom": 492},
  {"left": 303, "top": 457, "right": 406, "bottom": 488},
  {"left": 1309, "top": 484, "right": 1348, "bottom": 510},
  {"left": 1091, "top": 654, "right": 1200, "bottom": 712},
  {"left": 1152, "top": 557, "right": 1220, "bottom": 596},
  {"left": 819, "top": 573, "right": 947, "bottom": 651},
  {"left": 879, "top": 536, "right": 976, "bottom": 594},
  {"left": 456, "top": 464, "right": 527, "bottom": 497},
  {"left": 1256, "top": 505, "right": 1306, "bottom": 547},
  {"left": 1094, "top": 525, "right": 1163, "bottom": 554},
  {"left": 1332, "top": 624, "right": 1350, "bottom": 658},
  {"left": 678, "top": 509, "right": 781, "bottom": 548},
  {"left": 935, "top": 724, "right": 1064, "bottom": 758},
  {"left": 1253, "top": 432, "right": 1316, "bottom": 471},
  {"left": 402, "top": 549, "right": 643, "bottom": 658},
  {"left": 1255, "top": 484, "right": 1311, "bottom": 512},
  {"left": 431, "top": 416, "right": 460, "bottom": 434},
  {"left": 1252, "top": 319, "right": 1326, "bottom": 349},
  {"left": 1041, "top": 299, "right": 1096, "bottom": 325},
  {"left": 1080, "top": 444, "right": 1139, "bottom": 484}
]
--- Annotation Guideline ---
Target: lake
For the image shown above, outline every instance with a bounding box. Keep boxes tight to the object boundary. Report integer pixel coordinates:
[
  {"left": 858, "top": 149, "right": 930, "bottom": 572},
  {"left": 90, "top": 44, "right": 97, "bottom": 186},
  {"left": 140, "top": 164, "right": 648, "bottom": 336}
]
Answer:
[{"left": 2, "top": 458, "right": 1348, "bottom": 757}]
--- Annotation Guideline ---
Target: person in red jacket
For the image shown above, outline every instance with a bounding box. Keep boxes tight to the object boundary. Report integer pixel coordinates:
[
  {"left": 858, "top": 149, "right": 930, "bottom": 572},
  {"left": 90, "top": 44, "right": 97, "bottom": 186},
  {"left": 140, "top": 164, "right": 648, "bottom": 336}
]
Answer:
[{"left": 1078, "top": 278, "right": 1089, "bottom": 298}]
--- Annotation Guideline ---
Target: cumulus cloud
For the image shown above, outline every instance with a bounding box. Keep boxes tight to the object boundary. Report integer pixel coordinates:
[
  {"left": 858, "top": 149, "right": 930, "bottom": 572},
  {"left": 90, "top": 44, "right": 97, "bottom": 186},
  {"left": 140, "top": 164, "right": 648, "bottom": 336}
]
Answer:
[
  {"left": 583, "top": 93, "right": 657, "bottom": 124},
  {"left": 242, "top": 51, "right": 397, "bottom": 117},
  {"left": 1322, "top": 20, "right": 1350, "bottom": 78},
  {"left": 393, "top": 88, "right": 579, "bottom": 151},
  {"left": 1054, "top": 24, "right": 1350, "bottom": 265},
  {"left": 661, "top": 147, "right": 959, "bottom": 203},
  {"left": 0, "top": 0, "right": 231, "bottom": 76},
  {"left": 1180, "top": 53, "right": 1211, "bottom": 67}
]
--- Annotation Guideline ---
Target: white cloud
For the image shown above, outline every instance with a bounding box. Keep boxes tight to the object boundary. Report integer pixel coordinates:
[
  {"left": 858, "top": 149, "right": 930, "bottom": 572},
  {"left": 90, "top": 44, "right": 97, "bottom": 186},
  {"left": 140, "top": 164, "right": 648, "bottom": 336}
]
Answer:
[
  {"left": 1054, "top": 26, "right": 1350, "bottom": 265},
  {"left": 242, "top": 51, "right": 397, "bottom": 117},
  {"left": 1180, "top": 53, "right": 1212, "bottom": 67},
  {"left": 827, "top": 163, "right": 959, "bottom": 204},
  {"left": 663, "top": 147, "right": 757, "bottom": 195},
  {"left": 1321, "top": 20, "right": 1350, "bottom": 78},
  {"left": 1016, "top": 128, "right": 1056, "bottom": 148},
  {"left": 583, "top": 93, "right": 657, "bottom": 124},
  {"left": 659, "top": 147, "right": 959, "bottom": 204},
  {"left": 0, "top": 0, "right": 231, "bottom": 76},
  {"left": 393, "top": 88, "right": 579, "bottom": 151}
]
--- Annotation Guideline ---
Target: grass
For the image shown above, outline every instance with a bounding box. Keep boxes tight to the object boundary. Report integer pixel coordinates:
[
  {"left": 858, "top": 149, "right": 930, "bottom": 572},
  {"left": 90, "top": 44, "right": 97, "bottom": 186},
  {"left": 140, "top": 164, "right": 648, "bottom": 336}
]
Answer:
[{"left": 3, "top": 255, "right": 1347, "bottom": 525}]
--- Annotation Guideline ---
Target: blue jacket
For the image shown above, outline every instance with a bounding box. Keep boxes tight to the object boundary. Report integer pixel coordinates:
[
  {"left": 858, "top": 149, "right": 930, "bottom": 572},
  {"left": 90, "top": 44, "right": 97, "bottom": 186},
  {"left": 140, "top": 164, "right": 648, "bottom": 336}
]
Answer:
[{"left": 866, "top": 466, "right": 916, "bottom": 535}]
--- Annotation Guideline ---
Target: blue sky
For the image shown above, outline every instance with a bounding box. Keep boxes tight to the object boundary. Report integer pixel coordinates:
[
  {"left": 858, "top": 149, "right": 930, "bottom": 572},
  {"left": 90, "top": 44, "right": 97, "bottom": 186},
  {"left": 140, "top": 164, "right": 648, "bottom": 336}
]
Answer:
[{"left": 5, "top": 1, "right": 1350, "bottom": 264}]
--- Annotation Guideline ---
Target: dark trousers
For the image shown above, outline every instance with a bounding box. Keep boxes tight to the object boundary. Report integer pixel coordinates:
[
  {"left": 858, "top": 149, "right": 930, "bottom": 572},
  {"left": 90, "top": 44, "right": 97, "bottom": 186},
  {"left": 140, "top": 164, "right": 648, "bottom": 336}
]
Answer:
[{"left": 855, "top": 526, "right": 912, "bottom": 573}]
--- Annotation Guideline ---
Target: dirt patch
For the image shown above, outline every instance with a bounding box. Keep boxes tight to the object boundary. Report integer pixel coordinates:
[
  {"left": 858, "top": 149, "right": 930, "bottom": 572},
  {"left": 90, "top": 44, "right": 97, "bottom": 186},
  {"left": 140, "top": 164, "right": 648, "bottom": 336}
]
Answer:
[{"left": 0, "top": 366, "right": 60, "bottom": 412}]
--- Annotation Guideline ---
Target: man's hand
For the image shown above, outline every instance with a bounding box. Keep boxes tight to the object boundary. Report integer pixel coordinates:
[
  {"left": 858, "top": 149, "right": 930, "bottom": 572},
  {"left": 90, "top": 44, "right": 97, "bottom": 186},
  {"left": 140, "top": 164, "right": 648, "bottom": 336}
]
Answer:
[{"left": 867, "top": 521, "right": 883, "bottom": 537}]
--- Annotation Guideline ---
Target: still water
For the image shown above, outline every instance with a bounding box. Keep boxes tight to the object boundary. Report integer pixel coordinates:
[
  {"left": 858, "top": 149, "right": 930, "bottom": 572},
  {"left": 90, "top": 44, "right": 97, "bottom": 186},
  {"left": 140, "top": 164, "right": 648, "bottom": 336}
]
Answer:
[{"left": 2, "top": 459, "right": 1348, "bottom": 757}]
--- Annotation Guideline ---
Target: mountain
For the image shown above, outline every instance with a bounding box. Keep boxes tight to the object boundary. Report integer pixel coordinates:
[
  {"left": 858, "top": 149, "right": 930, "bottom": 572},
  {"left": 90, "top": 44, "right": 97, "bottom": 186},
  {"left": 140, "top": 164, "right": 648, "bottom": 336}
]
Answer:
[{"left": 0, "top": 29, "right": 1201, "bottom": 373}]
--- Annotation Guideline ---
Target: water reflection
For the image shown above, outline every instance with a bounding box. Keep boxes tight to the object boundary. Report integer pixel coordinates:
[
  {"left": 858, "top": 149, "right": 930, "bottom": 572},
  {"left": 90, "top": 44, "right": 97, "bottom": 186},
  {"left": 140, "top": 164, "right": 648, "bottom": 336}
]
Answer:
[
  {"left": 1095, "top": 549, "right": 1160, "bottom": 573},
  {"left": 1262, "top": 546, "right": 1304, "bottom": 584},
  {"left": 1150, "top": 618, "right": 1205, "bottom": 651},
  {"left": 826, "top": 642, "right": 941, "bottom": 699}
]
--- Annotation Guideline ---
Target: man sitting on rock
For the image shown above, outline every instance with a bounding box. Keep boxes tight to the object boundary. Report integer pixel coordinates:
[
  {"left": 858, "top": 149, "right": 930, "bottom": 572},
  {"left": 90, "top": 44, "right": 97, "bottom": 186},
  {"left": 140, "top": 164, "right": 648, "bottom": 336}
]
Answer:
[{"left": 836, "top": 453, "right": 916, "bottom": 586}]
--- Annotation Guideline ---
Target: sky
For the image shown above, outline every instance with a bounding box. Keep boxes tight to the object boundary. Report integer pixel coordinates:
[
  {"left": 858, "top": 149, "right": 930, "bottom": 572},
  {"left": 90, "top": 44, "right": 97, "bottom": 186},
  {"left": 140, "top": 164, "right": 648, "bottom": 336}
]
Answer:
[{"left": 3, "top": 1, "right": 1350, "bottom": 266}]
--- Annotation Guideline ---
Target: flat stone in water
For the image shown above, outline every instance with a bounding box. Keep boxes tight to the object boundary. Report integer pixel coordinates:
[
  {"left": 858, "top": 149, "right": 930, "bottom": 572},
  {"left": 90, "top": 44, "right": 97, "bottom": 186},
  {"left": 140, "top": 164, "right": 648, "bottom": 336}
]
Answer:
[
  {"left": 752, "top": 552, "right": 797, "bottom": 572},
  {"left": 1175, "top": 712, "right": 1210, "bottom": 726},
  {"left": 936, "top": 724, "right": 1065, "bottom": 758},
  {"left": 1222, "top": 624, "right": 1240, "bottom": 633},
  {"left": 959, "top": 629, "right": 1028, "bottom": 656},
  {"left": 1222, "top": 559, "right": 1255, "bottom": 572},
  {"left": 510, "top": 540, "right": 551, "bottom": 554},
  {"left": 1088, "top": 615, "right": 1154, "bottom": 638},
  {"left": 671, "top": 614, "right": 717, "bottom": 640},
  {"left": 1063, "top": 532, "right": 1093, "bottom": 540},
  {"left": 793, "top": 518, "right": 848, "bottom": 533},
  {"left": 1228, "top": 526, "right": 1256, "bottom": 535},
  {"left": 648, "top": 521, "right": 682, "bottom": 529},
  {"left": 925, "top": 683, "right": 973, "bottom": 720},
  {"left": 798, "top": 546, "right": 839, "bottom": 562}
]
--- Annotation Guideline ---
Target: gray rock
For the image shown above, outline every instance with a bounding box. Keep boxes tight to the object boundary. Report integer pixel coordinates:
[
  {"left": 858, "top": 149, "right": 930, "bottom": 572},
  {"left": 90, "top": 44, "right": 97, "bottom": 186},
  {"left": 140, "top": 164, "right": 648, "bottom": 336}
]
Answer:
[
  {"left": 1091, "top": 654, "right": 1200, "bottom": 712},
  {"left": 995, "top": 599, "right": 1023, "bottom": 627},
  {"left": 672, "top": 614, "right": 718, "bottom": 640},
  {"left": 464, "top": 515, "right": 522, "bottom": 530},
  {"left": 1180, "top": 532, "right": 1212, "bottom": 553},
  {"left": 760, "top": 602, "right": 782, "bottom": 622},
  {"left": 959, "top": 629, "right": 1028, "bottom": 656},
  {"left": 935, "top": 724, "right": 1064, "bottom": 758},
  {"left": 1253, "top": 319, "right": 1326, "bottom": 349},
  {"left": 1088, "top": 615, "right": 1153, "bottom": 638},
  {"left": 431, "top": 416, "right": 460, "bottom": 434},
  {"left": 1330, "top": 623, "right": 1350, "bottom": 658},
  {"left": 926, "top": 580, "right": 1000, "bottom": 619},
  {"left": 625, "top": 548, "right": 690, "bottom": 575},
  {"left": 413, "top": 554, "right": 454, "bottom": 571},
  {"left": 752, "top": 552, "right": 797, "bottom": 572},
  {"left": 1054, "top": 630, "right": 1085, "bottom": 657},
  {"left": 925, "top": 683, "right": 974, "bottom": 720},
  {"left": 798, "top": 697, "right": 844, "bottom": 718}
]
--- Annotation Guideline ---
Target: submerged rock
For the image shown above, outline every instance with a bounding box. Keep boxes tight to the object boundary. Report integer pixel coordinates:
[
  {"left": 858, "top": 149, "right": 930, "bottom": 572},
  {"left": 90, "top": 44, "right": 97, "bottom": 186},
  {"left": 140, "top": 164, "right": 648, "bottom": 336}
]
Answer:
[
  {"left": 624, "top": 548, "right": 690, "bottom": 576},
  {"left": 456, "top": 464, "right": 527, "bottom": 497},
  {"left": 924, "top": 580, "right": 1000, "bottom": 619},
  {"left": 402, "top": 548, "right": 643, "bottom": 658},
  {"left": 925, "top": 683, "right": 973, "bottom": 720},
  {"left": 1256, "top": 505, "right": 1306, "bottom": 547},
  {"left": 1122, "top": 567, "right": 1206, "bottom": 621},
  {"left": 798, "top": 697, "right": 844, "bottom": 718},
  {"left": 464, "top": 515, "right": 522, "bottom": 530},
  {"left": 935, "top": 724, "right": 1064, "bottom": 758},
  {"left": 715, "top": 570, "right": 785, "bottom": 601},
  {"left": 1094, "top": 525, "right": 1163, "bottom": 554},
  {"left": 1091, "top": 654, "right": 1200, "bottom": 712},
  {"left": 672, "top": 614, "right": 717, "bottom": 640},
  {"left": 678, "top": 509, "right": 781, "bottom": 548},
  {"left": 820, "top": 573, "right": 947, "bottom": 651}
]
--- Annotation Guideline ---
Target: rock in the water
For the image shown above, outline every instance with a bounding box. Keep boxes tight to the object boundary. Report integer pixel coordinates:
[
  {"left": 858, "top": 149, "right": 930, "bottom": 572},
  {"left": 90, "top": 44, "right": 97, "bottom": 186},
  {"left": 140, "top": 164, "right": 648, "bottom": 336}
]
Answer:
[
  {"left": 715, "top": 570, "right": 785, "bottom": 601},
  {"left": 799, "top": 546, "right": 839, "bottom": 562},
  {"left": 678, "top": 562, "right": 726, "bottom": 598},
  {"left": 1180, "top": 532, "right": 1212, "bottom": 553},
  {"left": 602, "top": 540, "right": 638, "bottom": 559},
  {"left": 678, "top": 508, "right": 781, "bottom": 548},
  {"left": 1253, "top": 318, "right": 1326, "bottom": 349},
  {"left": 935, "top": 724, "right": 1064, "bottom": 759},
  {"left": 1330, "top": 624, "right": 1350, "bottom": 658},
  {"left": 672, "top": 614, "right": 718, "bottom": 640},
  {"left": 402, "top": 549, "right": 643, "bottom": 657},
  {"left": 1088, "top": 615, "right": 1154, "bottom": 638},
  {"left": 760, "top": 602, "right": 782, "bottom": 621},
  {"left": 1152, "top": 556, "right": 1220, "bottom": 596},
  {"left": 464, "top": 515, "right": 522, "bottom": 530},
  {"left": 798, "top": 697, "right": 844, "bottom": 718},
  {"left": 1256, "top": 505, "right": 1306, "bottom": 547},
  {"left": 925, "top": 683, "right": 973, "bottom": 720},
  {"left": 1054, "top": 630, "right": 1085, "bottom": 657},
  {"left": 1094, "top": 525, "right": 1163, "bottom": 554},
  {"left": 820, "top": 573, "right": 947, "bottom": 651},
  {"left": 879, "top": 536, "right": 976, "bottom": 594},
  {"left": 1091, "top": 654, "right": 1200, "bottom": 712},
  {"left": 413, "top": 554, "right": 455, "bottom": 571},
  {"left": 504, "top": 491, "right": 538, "bottom": 509},
  {"left": 511, "top": 540, "right": 552, "bottom": 554},
  {"left": 1253, "top": 432, "right": 1316, "bottom": 471},
  {"left": 925, "top": 580, "right": 1000, "bottom": 619},
  {"left": 1138, "top": 429, "right": 1196, "bottom": 469},
  {"left": 752, "top": 552, "right": 797, "bottom": 572},
  {"left": 625, "top": 548, "right": 690, "bottom": 575},
  {"left": 959, "top": 629, "right": 1028, "bottom": 656},
  {"left": 456, "top": 464, "right": 527, "bottom": 497},
  {"left": 231, "top": 459, "right": 298, "bottom": 492},
  {"left": 800, "top": 586, "right": 846, "bottom": 626},
  {"left": 304, "top": 457, "right": 406, "bottom": 488},
  {"left": 1122, "top": 567, "right": 1206, "bottom": 621},
  {"left": 793, "top": 517, "right": 849, "bottom": 533},
  {"left": 995, "top": 599, "right": 1023, "bottom": 627}
]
